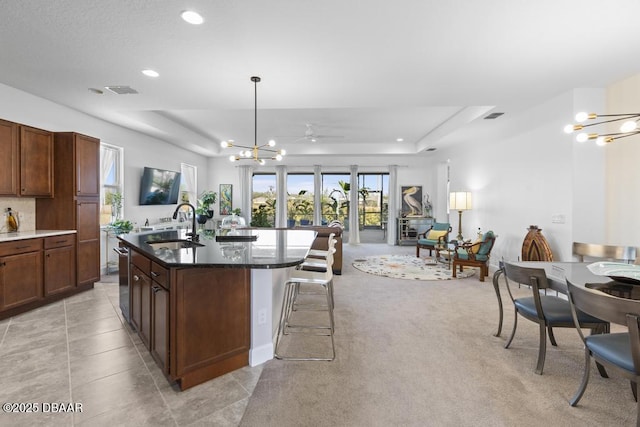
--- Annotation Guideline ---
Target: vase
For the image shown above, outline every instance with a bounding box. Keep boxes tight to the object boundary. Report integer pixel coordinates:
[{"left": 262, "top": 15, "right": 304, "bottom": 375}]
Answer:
[{"left": 196, "top": 214, "right": 208, "bottom": 225}]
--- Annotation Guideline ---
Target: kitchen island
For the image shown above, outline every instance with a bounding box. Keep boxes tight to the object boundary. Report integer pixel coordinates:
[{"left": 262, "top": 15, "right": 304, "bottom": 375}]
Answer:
[{"left": 118, "top": 228, "right": 316, "bottom": 390}]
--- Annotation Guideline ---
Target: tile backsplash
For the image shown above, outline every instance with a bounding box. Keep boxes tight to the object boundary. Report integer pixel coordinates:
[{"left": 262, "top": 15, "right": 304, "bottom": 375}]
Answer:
[{"left": 0, "top": 197, "right": 36, "bottom": 233}]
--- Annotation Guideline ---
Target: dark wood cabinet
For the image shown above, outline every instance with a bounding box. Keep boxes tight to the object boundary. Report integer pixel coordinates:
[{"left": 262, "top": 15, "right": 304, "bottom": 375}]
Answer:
[
  {"left": 123, "top": 247, "right": 250, "bottom": 390},
  {"left": 0, "top": 119, "right": 18, "bottom": 196},
  {"left": 19, "top": 125, "right": 54, "bottom": 197},
  {"left": 0, "top": 239, "right": 43, "bottom": 311},
  {"left": 76, "top": 199, "right": 100, "bottom": 286},
  {"left": 36, "top": 132, "right": 100, "bottom": 288},
  {"left": 0, "top": 120, "right": 53, "bottom": 197},
  {"left": 150, "top": 262, "right": 169, "bottom": 372},
  {"left": 44, "top": 235, "right": 76, "bottom": 296}
]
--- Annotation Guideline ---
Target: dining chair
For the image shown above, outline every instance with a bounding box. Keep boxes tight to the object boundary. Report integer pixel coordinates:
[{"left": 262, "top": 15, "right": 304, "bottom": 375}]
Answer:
[
  {"left": 502, "top": 262, "right": 609, "bottom": 374},
  {"left": 566, "top": 279, "right": 640, "bottom": 423}
]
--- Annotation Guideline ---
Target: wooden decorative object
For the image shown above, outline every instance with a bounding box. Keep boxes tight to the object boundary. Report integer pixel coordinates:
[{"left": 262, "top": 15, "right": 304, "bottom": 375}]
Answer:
[{"left": 522, "top": 225, "right": 553, "bottom": 261}]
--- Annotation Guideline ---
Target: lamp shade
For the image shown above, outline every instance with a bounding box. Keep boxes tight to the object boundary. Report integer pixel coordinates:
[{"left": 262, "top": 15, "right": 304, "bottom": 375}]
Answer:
[{"left": 450, "top": 191, "right": 472, "bottom": 211}]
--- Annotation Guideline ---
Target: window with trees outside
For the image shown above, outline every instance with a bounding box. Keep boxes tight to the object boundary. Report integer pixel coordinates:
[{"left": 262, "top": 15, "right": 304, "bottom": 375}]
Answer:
[
  {"left": 99, "top": 143, "right": 123, "bottom": 226},
  {"left": 288, "top": 173, "right": 314, "bottom": 226},
  {"left": 252, "top": 173, "right": 276, "bottom": 227}
]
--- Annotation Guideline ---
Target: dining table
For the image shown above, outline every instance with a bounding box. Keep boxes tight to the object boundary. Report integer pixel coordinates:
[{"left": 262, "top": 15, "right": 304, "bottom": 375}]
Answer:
[{"left": 491, "top": 261, "right": 615, "bottom": 337}]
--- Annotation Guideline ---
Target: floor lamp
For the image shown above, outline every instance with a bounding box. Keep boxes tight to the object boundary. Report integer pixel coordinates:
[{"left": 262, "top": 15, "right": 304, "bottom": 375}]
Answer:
[{"left": 449, "top": 191, "right": 472, "bottom": 241}]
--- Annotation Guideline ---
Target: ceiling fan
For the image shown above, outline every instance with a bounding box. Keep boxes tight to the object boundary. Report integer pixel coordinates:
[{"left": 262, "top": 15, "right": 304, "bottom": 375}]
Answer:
[{"left": 283, "top": 123, "right": 344, "bottom": 143}]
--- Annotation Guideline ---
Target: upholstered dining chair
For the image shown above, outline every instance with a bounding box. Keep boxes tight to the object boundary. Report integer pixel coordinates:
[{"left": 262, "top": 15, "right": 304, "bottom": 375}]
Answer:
[
  {"left": 416, "top": 222, "right": 451, "bottom": 258},
  {"left": 566, "top": 279, "right": 640, "bottom": 422},
  {"left": 502, "top": 263, "right": 609, "bottom": 375},
  {"left": 452, "top": 230, "right": 496, "bottom": 281}
]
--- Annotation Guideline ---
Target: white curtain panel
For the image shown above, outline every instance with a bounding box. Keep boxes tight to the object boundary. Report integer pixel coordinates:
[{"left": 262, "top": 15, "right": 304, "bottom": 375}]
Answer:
[
  {"left": 349, "top": 164, "right": 360, "bottom": 244},
  {"left": 313, "top": 165, "right": 322, "bottom": 226},
  {"left": 387, "top": 165, "right": 398, "bottom": 245},
  {"left": 238, "top": 165, "right": 253, "bottom": 224},
  {"left": 276, "top": 165, "right": 287, "bottom": 228}
]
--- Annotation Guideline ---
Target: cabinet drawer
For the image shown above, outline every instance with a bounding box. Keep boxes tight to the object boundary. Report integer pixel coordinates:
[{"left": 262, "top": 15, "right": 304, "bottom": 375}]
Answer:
[
  {"left": 44, "top": 234, "right": 75, "bottom": 249},
  {"left": 0, "top": 238, "right": 42, "bottom": 256},
  {"left": 130, "top": 250, "right": 151, "bottom": 275},
  {"left": 150, "top": 262, "right": 169, "bottom": 289}
]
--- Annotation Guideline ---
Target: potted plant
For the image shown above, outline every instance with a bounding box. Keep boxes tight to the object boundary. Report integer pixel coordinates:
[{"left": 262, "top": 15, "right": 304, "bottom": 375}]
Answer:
[
  {"left": 109, "top": 219, "right": 133, "bottom": 235},
  {"left": 294, "top": 198, "right": 314, "bottom": 226},
  {"left": 197, "top": 191, "right": 217, "bottom": 218}
]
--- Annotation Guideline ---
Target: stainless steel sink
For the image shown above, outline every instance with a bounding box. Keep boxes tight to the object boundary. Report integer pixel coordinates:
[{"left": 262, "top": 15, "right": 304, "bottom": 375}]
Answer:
[{"left": 146, "top": 239, "right": 204, "bottom": 250}]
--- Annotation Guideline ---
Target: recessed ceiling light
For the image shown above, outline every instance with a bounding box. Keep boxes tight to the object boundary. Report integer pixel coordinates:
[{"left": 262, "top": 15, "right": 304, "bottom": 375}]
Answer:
[
  {"left": 142, "top": 69, "right": 159, "bottom": 78},
  {"left": 181, "top": 10, "right": 204, "bottom": 25},
  {"left": 396, "top": 138, "right": 404, "bottom": 142}
]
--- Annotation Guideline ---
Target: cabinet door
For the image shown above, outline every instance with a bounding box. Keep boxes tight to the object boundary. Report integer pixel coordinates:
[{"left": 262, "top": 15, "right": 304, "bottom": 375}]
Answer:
[
  {"left": 130, "top": 264, "right": 152, "bottom": 349},
  {"left": 20, "top": 126, "right": 53, "bottom": 197},
  {"left": 77, "top": 200, "right": 100, "bottom": 286},
  {"left": 151, "top": 284, "right": 169, "bottom": 372},
  {"left": 0, "top": 251, "right": 43, "bottom": 310},
  {"left": 44, "top": 245, "right": 75, "bottom": 296},
  {"left": 0, "top": 119, "right": 18, "bottom": 196},
  {"left": 75, "top": 134, "right": 99, "bottom": 197}
]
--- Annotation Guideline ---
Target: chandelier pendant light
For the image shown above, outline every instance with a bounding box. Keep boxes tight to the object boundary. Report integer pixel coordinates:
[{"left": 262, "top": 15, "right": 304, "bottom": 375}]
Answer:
[
  {"left": 564, "top": 112, "right": 640, "bottom": 145},
  {"left": 221, "top": 76, "right": 285, "bottom": 165}
]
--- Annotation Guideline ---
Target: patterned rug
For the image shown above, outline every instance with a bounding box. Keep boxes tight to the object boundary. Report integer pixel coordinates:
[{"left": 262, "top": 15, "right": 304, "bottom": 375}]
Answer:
[{"left": 352, "top": 254, "right": 476, "bottom": 280}]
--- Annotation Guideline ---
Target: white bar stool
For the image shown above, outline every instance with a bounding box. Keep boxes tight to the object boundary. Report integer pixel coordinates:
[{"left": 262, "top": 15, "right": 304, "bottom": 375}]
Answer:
[{"left": 274, "top": 249, "right": 335, "bottom": 361}]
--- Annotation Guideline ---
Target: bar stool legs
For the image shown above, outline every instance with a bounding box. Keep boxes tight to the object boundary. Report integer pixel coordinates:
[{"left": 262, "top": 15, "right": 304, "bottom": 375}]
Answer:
[{"left": 274, "top": 268, "right": 336, "bottom": 361}]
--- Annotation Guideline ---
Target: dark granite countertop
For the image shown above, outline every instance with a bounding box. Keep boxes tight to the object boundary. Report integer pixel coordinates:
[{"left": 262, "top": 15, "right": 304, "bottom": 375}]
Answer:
[{"left": 118, "top": 228, "right": 316, "bottom": 269}]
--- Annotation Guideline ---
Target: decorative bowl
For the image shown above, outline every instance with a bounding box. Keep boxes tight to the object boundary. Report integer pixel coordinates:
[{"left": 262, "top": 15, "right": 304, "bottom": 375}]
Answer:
[{"left": 587, "top": 262, "right": 640, "bottom": 285}]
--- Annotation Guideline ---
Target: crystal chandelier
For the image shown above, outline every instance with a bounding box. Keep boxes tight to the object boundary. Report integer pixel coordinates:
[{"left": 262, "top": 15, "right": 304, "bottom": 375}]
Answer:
[
  {"left": 220, "top": 76, "right": 286, "bottom": 165},
  {"left": 564, "top": 112, "right": 640, "bottom": 145}
]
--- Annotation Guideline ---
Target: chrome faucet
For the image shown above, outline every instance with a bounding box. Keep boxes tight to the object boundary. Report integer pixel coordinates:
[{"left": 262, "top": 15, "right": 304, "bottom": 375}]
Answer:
[{"left": 173, "top": 203, "right": 199, "bottom": 242}]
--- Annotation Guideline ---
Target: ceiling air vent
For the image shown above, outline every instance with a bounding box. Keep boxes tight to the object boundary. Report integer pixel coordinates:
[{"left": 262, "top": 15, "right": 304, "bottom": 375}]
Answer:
[
  {"left": 104, "top": 85, "right": 138, "bottom": 95},
  {"left": 484, "top": 112, "right": 504, "bottom": 120},
  {"left": 425, "top": 147, "right": 437, "bottom": 152}
]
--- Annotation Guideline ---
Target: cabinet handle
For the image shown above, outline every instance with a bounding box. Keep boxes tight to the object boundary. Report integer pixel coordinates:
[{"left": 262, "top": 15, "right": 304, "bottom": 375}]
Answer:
[
  {"left": 151, "top": 271, "right": 159, "bottom": 277},
  {"left": 152, "top": 285, "right": 161, "bottom": 293},
  {"left": 15, "top": 245, "right": 31, "bottom": 249},
  {"left": 133, "top": 275, "right": 140, "bottom": 282}
]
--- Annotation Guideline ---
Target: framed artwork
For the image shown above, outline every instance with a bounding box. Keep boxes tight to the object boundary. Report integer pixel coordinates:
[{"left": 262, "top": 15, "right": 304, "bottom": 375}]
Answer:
[
  {"left": 401, "top": 185, "right": 424, "bottom": 217},
  {"left": 219, "top": 184, "right": 232, "bottom": 215}
]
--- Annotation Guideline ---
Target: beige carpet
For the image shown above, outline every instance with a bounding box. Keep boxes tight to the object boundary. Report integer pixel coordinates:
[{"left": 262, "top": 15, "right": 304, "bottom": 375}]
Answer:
[{"left": 240, "top": 244, "right": 636, "bottom": 426}]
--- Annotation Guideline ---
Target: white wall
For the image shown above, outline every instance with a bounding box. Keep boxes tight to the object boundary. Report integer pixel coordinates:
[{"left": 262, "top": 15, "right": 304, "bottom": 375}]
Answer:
[
  {"left": 427, "top": 89, "right": 608, "bottom": 266},
  {"left": 0, "top": 83, "right": 210, "bottom": 228},
  {"left": 606, "top": 74, "right": 640, "bottom": 246}
]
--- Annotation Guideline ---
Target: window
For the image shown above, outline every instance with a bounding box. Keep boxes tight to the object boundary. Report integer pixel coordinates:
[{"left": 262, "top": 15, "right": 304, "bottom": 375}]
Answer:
[
  {"left": 287, "top": 173, "right": 314, "bottom": 225},
  {"left": 321, "top": 173, "right": 350, "bottom": 225},
  {"left": 252, "top": 173, "right": 276, "bottom": 227},
  {"left": 99, "top": 143, "right": 123, "bottom": 225},
  {"left": 180, "top": 163, "right": 197, "bottom": 206},
  {"left": 358, "top": 173, "right": 389, "bottom": 228}
]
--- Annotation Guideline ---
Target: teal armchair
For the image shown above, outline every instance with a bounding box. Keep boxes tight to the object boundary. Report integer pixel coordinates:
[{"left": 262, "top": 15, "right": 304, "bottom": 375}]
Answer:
[
  {"left": 452, "top": 230, "right": 496, "bottom": 281},
  {"left": 416, "top": 222, "right": 452, "bottom": 258}
]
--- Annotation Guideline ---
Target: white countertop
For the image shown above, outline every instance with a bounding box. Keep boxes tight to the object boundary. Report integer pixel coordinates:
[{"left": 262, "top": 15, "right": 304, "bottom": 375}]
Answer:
[{"left": 0, "top": 230, "right": 76, "bottom": 242}]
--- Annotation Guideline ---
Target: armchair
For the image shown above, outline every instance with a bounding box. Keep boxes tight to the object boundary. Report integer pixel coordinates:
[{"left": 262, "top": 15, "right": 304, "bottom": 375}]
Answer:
[
  {"left": 416, "top": 222, "right": 452, "bottom": 258},
  {"left": 452, "top": 230, "right": 496, "bottom": 281}
]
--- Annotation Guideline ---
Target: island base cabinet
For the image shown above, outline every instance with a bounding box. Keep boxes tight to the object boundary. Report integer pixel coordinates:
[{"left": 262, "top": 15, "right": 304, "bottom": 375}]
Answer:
[
  {"left": 172, "top": 268, "right": 251, "bottom": 390},
  {"left": 151, "top": 284, "right": 169, "bottom": 372}
]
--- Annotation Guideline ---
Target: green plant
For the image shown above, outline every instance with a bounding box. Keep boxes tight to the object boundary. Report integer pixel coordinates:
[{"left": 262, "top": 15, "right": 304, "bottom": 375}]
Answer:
[
  {"left": 250, "top": 204, "right": 272, "bottom": 227},
  {"left": 109, "top": 219, "right": 133, "bottom": 235},
  {"left": 232, "top": 208, "right": 242, "bottom": 216},
  {"left": 106, "top": 191, "right": 123, "bottom": 219},
  {"left": 196, "top": 190, "right": 217, "bottom": 215}
]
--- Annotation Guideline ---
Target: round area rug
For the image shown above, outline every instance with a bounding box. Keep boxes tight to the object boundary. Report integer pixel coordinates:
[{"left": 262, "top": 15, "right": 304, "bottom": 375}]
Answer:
[{"left": 352, "top": 254, "right": 476, "bottom": 280}]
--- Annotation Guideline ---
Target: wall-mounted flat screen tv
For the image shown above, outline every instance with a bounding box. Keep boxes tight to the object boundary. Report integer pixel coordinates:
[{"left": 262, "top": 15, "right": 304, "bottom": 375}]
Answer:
[{"left": 139, "top": 167, "right": 182, "bottom": 205}]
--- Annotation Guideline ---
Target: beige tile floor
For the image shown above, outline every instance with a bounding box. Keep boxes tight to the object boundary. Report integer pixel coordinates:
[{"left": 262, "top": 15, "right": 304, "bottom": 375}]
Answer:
[{"left": 0, "top": 276, "right": 262, "bottom": 426}]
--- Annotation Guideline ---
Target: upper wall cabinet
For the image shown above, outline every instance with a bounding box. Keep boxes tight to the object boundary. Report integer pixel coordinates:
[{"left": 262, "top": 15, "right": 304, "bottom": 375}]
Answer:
[
  {"left": 0, "top": 119, "right": 54, "bottom": 198},
  {"left": 20, "top": 126, "right": 54, "bottom": 197},
  {"left": 0, "top": 119, "right": 18, "bottom": 195}
]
